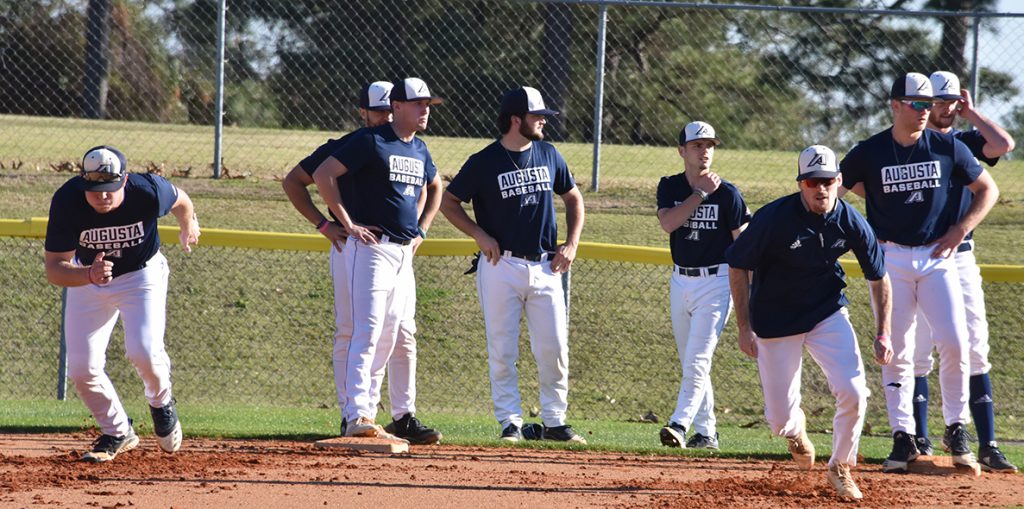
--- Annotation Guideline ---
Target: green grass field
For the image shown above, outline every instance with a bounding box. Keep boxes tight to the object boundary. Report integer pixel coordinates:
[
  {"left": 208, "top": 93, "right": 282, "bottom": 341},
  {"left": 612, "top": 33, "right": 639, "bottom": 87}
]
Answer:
[{"left": 2, "top": 114, "right": 1024, "bottom": 457}]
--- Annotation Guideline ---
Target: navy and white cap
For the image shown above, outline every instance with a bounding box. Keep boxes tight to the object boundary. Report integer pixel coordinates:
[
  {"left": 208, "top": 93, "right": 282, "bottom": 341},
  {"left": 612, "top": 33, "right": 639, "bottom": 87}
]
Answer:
[
  {"left": 796, "top": 145, "right": 840, "bottom": 181},
  {"left": 500, "top": 86, "right": 559, "bottom": 116},
  {"left": 890, "top": 72, "right": 933, "bottom": 100},
  {"left": 359, "top": 81, "right": 393, "bottom": 111},
  {"left": 678, "top": 121, "right": 721, "bottom": 146},
  {"left": 390, "top": 77, "right": 443, "bottom": 105},
  {"left": 930, "top": 71, "right": 962, "bottom": 100},
  {"left": 81, "top": 145, "right": 127, "bottom": 192}
]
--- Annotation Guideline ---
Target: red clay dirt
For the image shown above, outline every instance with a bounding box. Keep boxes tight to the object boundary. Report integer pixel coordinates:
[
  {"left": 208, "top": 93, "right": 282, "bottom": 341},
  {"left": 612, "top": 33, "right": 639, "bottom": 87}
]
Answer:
[{"left": 1, "top": 432, "right": 1021, "bottom": 508}]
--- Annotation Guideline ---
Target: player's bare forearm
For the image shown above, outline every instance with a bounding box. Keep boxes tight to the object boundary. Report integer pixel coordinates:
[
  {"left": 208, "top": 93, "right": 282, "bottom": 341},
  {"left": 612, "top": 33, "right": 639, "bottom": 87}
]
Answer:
[
  {"left": 418, "top": 175, "right": 443, "bottom": 233},
  {"left": 561, "top": 187, "right": 585, "bottom": 246},
  {"left": 933, "top": 171, "right": 999, "bottom": 257},
  {"left": 838, "top": 182, "right": 865, "bottom": 200},
  {"left": 728, "top": 267, "right": 758, "bottom": 358},
  {"left": 312, "top": 158, "right": 355, "bottom": 229},
  {"left": 657, "top": 195, "right": 703, "bottom": 234},
  {"left": 868, "top": 274, "right": 894, "bottom": 365},
  {"left": 283, "top": 165, "right": 328, "bottom": 227},
  {"left": 170, "top": 187, "right": 200, "bottom": 253},
  {"left": 44, "top": 250, "right": 112, "bottom": 287},
  {"left": 440, "top": 191, "right": 500, "bottom": 264},
  {"left": 960, "top": 97, "right": 1015, "bottom": 158}
]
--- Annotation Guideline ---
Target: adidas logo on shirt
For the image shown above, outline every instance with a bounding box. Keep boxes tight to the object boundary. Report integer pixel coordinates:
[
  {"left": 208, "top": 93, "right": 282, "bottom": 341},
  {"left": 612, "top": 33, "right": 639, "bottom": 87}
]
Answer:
[{"left": 790, "top": 239, "right": 802, "bottom": 250}]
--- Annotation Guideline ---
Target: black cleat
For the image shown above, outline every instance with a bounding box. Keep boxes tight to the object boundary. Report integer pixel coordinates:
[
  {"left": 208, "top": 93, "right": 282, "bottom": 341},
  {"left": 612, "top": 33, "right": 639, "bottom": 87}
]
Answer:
[
  {"left": 942, "top": 423, "right": 979, "bottom": 468},
  {"left": 979, "top": 443, "right": 1018, "bottom": 473},
  {"left": 384, "top": 413, "right": 442, "bottom": 445},
  {"left": 660, "top": 422, "right": 686, "bottom": 448},
  {"left": 500, "top": 423, "right": 523, "bottom": 442},
  {"left": 686, "top": 432, "right": 720, "bottom": 450},
  {"left": 915, "top": 435, "right": 934, "bottom": 456},
  {"left": 882, "top": 431, "right": 919, "bottom": 473},
  {"left": 542, "top": 424, "right": 587, "bottom": 444}
]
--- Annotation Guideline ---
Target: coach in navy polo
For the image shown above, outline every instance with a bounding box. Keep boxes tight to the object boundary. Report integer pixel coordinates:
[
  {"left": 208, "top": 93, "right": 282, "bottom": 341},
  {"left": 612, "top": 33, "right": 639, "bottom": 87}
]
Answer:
[{"left": 727, "top": 145, "right": 892, "bottom": 501}]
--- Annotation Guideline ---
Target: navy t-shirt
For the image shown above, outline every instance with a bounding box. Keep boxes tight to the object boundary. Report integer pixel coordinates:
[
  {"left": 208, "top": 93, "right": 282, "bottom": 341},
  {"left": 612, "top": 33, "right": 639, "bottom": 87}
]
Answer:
[
  {"left": 45, "top": 173, "right": 178, "bottom": 278},
  {"left": 656, "top": 174, "right": 750, "bottom": 267},
  {"left": 946, "top": 128, "right": 998, "bottom": 242},
  {"left": 725, "top": 193, "right": 885, "bottom": 339},
  {"left": 840, "top": 128, "right": 982, "bottom": 246},
  {"left": 300, "top": 129, "right": 362, "bottom": 221},
  {"left": 446, "top": 140, "right": 575, "bottom": 255},
  {"left": 330, "top": 124, "right": 438, "bottom": 241}
]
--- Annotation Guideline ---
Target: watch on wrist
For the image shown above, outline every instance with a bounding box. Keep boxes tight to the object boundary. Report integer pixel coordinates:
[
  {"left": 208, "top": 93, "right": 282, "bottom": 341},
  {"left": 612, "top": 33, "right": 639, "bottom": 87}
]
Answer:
[{"left": 693, "top": 189, "right": 709, "bottom": 202}]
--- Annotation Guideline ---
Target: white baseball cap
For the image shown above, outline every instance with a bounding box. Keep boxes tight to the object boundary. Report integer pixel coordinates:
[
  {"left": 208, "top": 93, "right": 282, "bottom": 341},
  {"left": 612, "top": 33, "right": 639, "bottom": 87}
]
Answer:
[
  {"left": 930, "top": 71, "right": 962, "bottom": 100},
  {"left": 679, "top": 121, "right": 721, "bottom": 146},
  {"left": 796, "top": 145, "right": 840, "bottom": 181},
  {"left": 359, "top": 81, "right": 393, "bottom": 111},
  {"left": 890, "top": 72, "right": 933, "bottom": 100},
  {"left": 81, "top": 146, "right": 127, "bottom": 191},
  {"left": 390, "top": 77, "right": 443, "bottom": 105}
]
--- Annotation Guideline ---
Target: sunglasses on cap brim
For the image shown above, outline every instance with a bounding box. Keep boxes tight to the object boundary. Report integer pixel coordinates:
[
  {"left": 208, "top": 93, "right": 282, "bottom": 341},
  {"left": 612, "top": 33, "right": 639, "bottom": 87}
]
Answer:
[
  {"left": 899, "top": 99, "right": 934, "bottom": 112},
  {"left": 81, "top": 168, "right": 123, "bottom": 183}
]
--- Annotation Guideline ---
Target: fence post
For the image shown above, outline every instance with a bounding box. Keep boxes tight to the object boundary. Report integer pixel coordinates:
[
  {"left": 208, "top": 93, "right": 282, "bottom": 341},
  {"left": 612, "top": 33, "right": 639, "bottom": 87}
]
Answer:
[
  {"left": 970, "top": 15, "right": 981, "bottom": 103},
  {"left": 57, "top": 288, "right": 68, "bottom": 401},
  {"left": 590, "top": 3, "right": 608, "bottom": 193},
  {"left": 212, "top": 0, "right": 227, "bottom": 178}
]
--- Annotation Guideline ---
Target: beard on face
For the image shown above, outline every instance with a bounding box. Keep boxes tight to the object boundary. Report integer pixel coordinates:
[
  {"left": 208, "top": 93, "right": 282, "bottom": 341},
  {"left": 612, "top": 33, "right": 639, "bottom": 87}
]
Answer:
[{"left": 519, "top": 120, "right": 544, "bottom": 141}]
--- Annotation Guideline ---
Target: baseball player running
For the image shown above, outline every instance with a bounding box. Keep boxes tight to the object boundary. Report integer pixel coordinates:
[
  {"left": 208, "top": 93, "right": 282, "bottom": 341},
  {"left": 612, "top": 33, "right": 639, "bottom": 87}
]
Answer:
[
  {"left": 313, "top": 77, "right": 443, "bottom": 440},
  {"left": 727, "top": 145, "right": 893, "bottom": 501},
  {"left": 909, "top": 71, "right": 1016, "bottom": 471},
  {"left": 440, "top": 86, "right": 586, "bottom": 443},
  {"left": 283, "top": 82, "right": 440, "bottom": 444},
  {"left": 44, "top": 146, "right": 200, "bottom": 462},
  {"left": 839, "top": 73, "right": 999, "bottom": 473},
  {"left": 656, "top": 121, "right": 750, "bottom": 450}
]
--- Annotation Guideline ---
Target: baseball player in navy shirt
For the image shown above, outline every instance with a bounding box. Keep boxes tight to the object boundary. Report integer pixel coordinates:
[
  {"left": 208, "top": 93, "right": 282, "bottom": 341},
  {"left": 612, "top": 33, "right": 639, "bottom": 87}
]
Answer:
[
  {"left": 45, "top": 146, "right": 200, "bottom": 462},
  {"left": 283, "top": 82, "right": 441, "bottom": 444},
  {"left": 656, "top": 121, "right": 750, "bottom": 450},
  {"left": 440, "top": 86, "right": 586, "bottom": 443},
  {"left": 908, "top": 71, "right": 1017, "bottom": 471},
  {"left": 313, "top": 77, "right": 443, "bottom": 440},
  {"left": 727, "top": 145, "right": 893, "bottom": 500},
  {"left": 839, "top": 72, "right": 999, "bottom": 474}
]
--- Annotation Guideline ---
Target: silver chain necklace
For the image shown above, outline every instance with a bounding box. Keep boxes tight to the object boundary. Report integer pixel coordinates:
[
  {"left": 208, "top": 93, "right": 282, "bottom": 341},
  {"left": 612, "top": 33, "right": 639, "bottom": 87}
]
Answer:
[
  {"left": 891, "top": 134, "right": 918, "bottom": 166},
  {"left": 504, "top": 142, "right": 534, "bottom": 171}
]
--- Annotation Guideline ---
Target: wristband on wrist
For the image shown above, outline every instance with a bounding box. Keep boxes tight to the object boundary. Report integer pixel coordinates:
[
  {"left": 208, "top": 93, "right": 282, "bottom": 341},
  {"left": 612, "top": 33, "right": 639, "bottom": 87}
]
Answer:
[
  {"left": 876, "top": 334, "right": 889, "bottom": 341},
  {"left": 316, "top": 218, "right": 329, "bottom": 232},
  {"left": 417, "top": 226, "right": 428, "bottom": 239},
  {"left": 693, "top": 188, "right": 709, "bottom": 202}
]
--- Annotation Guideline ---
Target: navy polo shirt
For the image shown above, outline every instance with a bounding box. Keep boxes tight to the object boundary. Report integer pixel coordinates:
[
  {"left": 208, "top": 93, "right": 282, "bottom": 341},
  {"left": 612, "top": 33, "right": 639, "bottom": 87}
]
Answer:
[
  {"left": 300, "top": 129, "right": 362, "bottom": 222},
  {"left": 446, "top": 140, "right": 575, "bottom": 255},
  {"left": 840, "top": 128, "right": 982, "bottom": 246},
  {"left": 330, "top": 124, "right": 437, "bottom": 241},
  {"left": 46, "top": 173, "right": 178, "bottom": 278},
  {"left": 725, "top": 193, "right": 886, "bottom": 339},
  {"left": 657, "top": 174, "right": 750, "bottom": 267}
]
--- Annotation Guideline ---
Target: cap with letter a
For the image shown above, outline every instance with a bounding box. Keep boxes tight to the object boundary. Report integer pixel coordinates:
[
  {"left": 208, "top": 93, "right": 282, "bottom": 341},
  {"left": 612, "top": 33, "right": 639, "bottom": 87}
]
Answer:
[
  {"left": 679, "top": 121, "right": 721, "bottom": 146},
  {"left": 929, "top": 71, "right": 962, "bottom": 101},
  {"left": 359, "top": 81, "right": 393, "bottom": 111},
  {"left": 796, "top": 145, "right": 840, "bottom": 181},
  {"left": 390, "top": 77, "right": 444, "bottom": 105},
  {"left": 890, "top": 72, "right": 933, "bottom": 100},
  {"left": 500, "top": 86, "right": 559, "bottom": 116},
  {"left": 80, "top": 145, "right": 128, "bottom": 192}
]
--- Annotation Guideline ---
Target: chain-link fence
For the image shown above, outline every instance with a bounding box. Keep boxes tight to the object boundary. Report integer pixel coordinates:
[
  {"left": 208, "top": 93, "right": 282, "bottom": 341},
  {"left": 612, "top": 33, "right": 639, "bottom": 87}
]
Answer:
[
  {"left": 3, "top": 234, "right": 1023, "bottom": 439},
  {"left": 2, "top": 1, "right": 1024, "bottom": 195}
]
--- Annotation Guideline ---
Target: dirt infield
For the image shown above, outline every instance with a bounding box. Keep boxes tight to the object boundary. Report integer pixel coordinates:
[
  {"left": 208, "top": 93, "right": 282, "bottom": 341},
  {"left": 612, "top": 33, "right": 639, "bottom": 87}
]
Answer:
[{"left": 1, "top": 433, "right": 1021, "bottom": 508}]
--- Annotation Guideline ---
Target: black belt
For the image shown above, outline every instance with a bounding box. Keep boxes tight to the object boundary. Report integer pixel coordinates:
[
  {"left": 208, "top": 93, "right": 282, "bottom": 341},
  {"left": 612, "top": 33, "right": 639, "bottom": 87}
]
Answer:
[
  {"left": 371, "top": 231, "right": 413, "bottom": 246},
  {"left": 675, "top": 265, "right": 719, "bottom": 277},
  {"left": 957, "top": 241, "right": 973, "bottom": 253},
  {"left": 504, "top": 250, "right": 553, "bottom": 262}
]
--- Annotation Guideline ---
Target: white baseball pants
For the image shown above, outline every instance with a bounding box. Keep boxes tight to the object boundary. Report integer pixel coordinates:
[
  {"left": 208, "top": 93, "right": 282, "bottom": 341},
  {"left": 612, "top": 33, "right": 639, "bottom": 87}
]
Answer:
[
  {"left": 668, "top": 266, "right": 731, "bottom": 436},
  {"left": 756, "top": 308, "right": 868, "bottom": 467},
  {"left": 341, "top": 239, "right": 412, "bottom": 422},
  {"left": 879, "top": 242, "right": 970, "bottom": 432},
  {"left": 330, "top": 245, "right": 417, "bottom": 422},
  {"left": 477, "top": 254, "right": 569, "bottom": 428},
  {"left": 65, "top": 252, "right": 173, "bottom": 437},
  {"left": 911, "top": 245, "right": 990, "bottom": 377}
]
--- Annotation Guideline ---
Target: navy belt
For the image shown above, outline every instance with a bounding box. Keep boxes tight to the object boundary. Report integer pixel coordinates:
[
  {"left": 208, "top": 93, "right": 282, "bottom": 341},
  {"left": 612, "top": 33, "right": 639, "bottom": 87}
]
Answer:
[
  {"left": 371, "top": 231, "right": 413, "bottom": 246},
  {"left": 503, "top": 250, "right": 553, "bottom": 262},
  {"left": 675, "top": 265, "right": 719, "bottom": 277},
  {"left": 957, "top": 241, "right": 973, "bottom": 253}
]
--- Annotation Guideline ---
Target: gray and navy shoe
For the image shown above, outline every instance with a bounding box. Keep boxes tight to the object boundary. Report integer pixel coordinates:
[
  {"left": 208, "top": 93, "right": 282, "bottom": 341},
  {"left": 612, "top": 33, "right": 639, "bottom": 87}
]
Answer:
[
  {"left": 915, "top": 435, "right": 934, "bottom": 456},
  {"left": 942, "top": 423, "right": 978, "bottom": 469},
  {"left": 150, "top": 398, "right": 182, "bottom": 453},
  {"left": 542, "top": 424, "right": 587, "bottom": 444},
  {"left": 82, "top": 427, "right": 140, "bottom": 463},
  {"left": 979, "top": 443, "right": 1018, "bottom": 473},
  {"left": 385, "top": 413, "right": 442, "bottom": 445},
  {"left": 685, "top": 432, "right": 720, "bottom": 450},
  {"left": 500, "top": 423, "right": 523, "bottom": 442},
  {"left": 882, "top": 431, "right": 919, "bottom": 473},
  {"left": 660, "top": 422, "right": 686, "bottom": 448}
]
